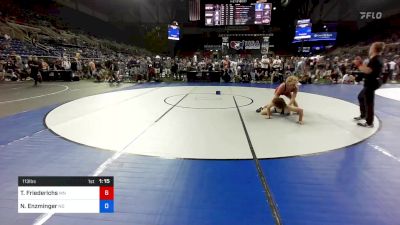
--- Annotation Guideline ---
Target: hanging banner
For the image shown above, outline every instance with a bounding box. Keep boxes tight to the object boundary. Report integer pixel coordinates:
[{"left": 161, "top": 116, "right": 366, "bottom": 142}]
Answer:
[{"left": 229, "top": 40, "right": 261, "bottom": 50}]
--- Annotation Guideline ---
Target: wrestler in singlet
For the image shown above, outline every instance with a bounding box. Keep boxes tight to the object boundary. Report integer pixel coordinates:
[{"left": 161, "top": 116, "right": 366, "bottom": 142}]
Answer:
[{"left": 275, "top": 82, "right": 297, "bottom": 99}]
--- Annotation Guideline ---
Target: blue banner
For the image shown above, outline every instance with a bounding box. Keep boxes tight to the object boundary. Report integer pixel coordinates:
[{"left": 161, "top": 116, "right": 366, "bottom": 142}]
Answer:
[
  {"left": 168, "top": 25, "right": 180, "bottom": 40},
  {"left": 293, "top": 32, "right": 337, "bottom": 43},
  {"left": 311, "top": 32, "right": 337, "bottom": 41}
]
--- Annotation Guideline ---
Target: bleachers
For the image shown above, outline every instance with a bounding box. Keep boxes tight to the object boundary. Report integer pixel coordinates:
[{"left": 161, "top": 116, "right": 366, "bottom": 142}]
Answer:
[
  {"left": 0, "top": 1, "right": 150, "bottom": 60},
  {"left": 0, "top": 37, "right": 49, "bottom": 56}
]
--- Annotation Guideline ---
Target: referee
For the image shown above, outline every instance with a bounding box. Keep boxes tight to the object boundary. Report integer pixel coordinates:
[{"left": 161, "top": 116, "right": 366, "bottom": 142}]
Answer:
[{"left": 353, "top": 42, "right": 385, "bottom": 128}]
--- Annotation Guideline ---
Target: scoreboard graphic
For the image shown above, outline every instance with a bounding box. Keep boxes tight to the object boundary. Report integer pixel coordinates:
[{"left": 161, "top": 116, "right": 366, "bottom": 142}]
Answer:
[
  {"left": 205, "top": 3, "right": 271, "bottom": 26},
  {"left": 18, "top": 176, "right": 114, "bottom": 213}
]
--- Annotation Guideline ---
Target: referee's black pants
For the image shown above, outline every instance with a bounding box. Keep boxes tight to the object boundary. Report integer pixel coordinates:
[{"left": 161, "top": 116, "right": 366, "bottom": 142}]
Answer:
[{"left": 358, "top": 87, "right": 376, "bottom": 125}]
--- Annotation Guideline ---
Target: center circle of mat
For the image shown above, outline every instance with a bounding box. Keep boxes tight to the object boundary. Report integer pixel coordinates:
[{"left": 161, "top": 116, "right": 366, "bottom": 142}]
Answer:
[
  {"left": 164, "top": 93, "right": 254, "bottom": 109},
  {"left": 45, "top": 86, "right": 379, "bottom": 159}
]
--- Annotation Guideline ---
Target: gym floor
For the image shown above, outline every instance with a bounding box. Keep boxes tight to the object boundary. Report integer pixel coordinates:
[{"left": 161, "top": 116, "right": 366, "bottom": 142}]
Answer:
[{"left": 1, "top": 80, "right": 399, "bottom": 225}]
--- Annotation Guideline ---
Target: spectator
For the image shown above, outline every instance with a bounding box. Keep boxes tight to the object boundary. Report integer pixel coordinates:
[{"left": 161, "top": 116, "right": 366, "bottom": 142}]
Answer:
[
  {"left": 28, "top": 56, "right": 41, "bottom": 86},
  {"left": 388, "top": 59, "right": 397, "bottom": 81}
]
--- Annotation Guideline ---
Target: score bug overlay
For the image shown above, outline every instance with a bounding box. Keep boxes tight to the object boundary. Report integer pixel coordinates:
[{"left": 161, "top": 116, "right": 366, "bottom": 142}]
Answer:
[{"left": 18, "top": 176, "right": 114, "bottom": 213}]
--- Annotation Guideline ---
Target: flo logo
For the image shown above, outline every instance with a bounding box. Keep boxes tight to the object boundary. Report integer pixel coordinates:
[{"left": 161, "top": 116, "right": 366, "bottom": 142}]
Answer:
[{"left": 360, "top": 12, "right": 383, "bottom": 20}]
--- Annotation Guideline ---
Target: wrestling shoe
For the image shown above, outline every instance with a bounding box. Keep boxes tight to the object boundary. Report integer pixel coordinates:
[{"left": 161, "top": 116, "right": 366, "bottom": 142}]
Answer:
[
  {"left": 357, "top": 122, "right": 374, "bottom": 128},
  {"left": 256, "top": 107, "right": 263, "bottom": 113},
  {"left": 353, "top": 116, "right": 365, "bottom": 121}
]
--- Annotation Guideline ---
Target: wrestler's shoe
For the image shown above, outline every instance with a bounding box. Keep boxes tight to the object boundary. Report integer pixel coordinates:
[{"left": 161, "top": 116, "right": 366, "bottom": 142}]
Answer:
[{"left": 357, "top": 122, "right": 374, "bottom": 128}]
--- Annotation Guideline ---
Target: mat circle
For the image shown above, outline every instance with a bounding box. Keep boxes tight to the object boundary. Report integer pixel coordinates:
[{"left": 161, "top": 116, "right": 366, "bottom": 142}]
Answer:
[{"left": 164, "top": 93, "right": 254, "bottom": 109}]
